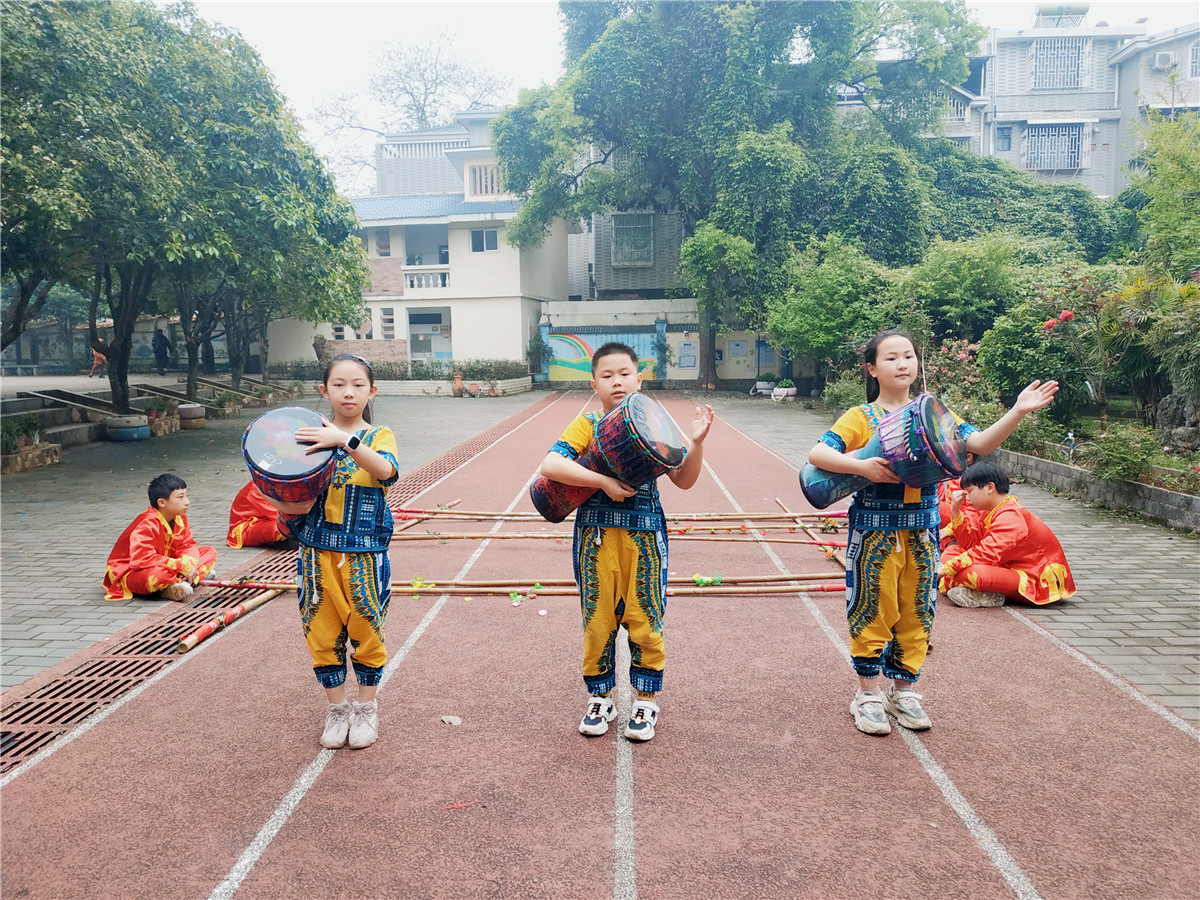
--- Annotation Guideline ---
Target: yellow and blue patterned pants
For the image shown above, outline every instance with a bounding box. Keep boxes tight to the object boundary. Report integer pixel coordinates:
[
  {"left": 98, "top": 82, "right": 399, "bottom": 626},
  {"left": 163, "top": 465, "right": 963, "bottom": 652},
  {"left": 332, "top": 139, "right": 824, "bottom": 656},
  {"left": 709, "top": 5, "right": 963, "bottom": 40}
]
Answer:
[
  {"left": 297, "top": 546, "right": 391, "bottom": 688},
  {"left": 573, "top": 525, "right": 667, "bottom": 695},
  {"left": 845, "top": 527, "right": 938, "bottom": 682}
]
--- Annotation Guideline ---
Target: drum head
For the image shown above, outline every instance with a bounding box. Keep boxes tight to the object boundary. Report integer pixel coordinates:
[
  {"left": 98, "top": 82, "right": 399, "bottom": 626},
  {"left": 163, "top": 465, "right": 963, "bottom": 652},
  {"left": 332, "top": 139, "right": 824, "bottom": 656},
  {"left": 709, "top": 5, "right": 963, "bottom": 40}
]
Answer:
[
  {"left": 623, "top": 393, "right": 685, "bottom": 467},
  {"left": 915, "top": 394, "right": 969, "bottom": 476},
  {"left": 241, "top": 407, "right": 333, "bottom": 477}
]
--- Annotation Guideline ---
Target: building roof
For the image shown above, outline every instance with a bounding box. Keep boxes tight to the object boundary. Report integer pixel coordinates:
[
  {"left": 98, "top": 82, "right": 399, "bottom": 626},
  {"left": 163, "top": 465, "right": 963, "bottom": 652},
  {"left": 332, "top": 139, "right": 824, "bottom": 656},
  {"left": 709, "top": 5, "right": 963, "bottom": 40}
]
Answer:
[{"left": 353, "top": 194, "right": 521, "bottom": 224}]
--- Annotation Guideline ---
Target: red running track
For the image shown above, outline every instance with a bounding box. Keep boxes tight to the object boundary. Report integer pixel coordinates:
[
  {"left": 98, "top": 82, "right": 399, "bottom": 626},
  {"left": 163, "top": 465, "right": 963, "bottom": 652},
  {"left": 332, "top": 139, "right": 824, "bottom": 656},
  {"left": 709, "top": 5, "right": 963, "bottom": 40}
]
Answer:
[{"left": 2, "top": 392, "right": 1197, "bottom": 900}]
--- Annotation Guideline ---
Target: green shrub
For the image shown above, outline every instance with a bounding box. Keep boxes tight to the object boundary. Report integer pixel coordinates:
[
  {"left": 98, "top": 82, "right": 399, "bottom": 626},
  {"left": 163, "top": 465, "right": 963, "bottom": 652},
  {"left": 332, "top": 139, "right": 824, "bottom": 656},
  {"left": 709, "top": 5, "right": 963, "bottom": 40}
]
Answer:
[
  {"left": 1091, "top": 422, "right": 1156, "bottom": 482},
  {"left": 776, "top": 378, "right": 795, "bottom": 389},
  {"left": 822, "top": 372, "right": 866, "bottom": 410}
]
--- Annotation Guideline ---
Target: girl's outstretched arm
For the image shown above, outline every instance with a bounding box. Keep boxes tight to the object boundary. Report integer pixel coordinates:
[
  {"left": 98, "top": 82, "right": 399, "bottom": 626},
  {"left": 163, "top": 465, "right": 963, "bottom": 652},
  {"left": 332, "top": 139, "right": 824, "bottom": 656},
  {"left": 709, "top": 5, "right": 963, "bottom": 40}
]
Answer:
[{"left": 967, "top": 380, "right": 1059, "bottom": 456}]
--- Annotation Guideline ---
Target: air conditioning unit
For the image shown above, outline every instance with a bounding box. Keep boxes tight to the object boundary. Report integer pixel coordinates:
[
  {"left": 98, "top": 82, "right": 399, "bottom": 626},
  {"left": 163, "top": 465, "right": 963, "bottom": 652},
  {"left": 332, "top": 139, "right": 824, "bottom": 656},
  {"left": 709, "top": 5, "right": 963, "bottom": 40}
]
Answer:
[{"left": 1152, "top": 51, "right": 1176, "bottom": 70}]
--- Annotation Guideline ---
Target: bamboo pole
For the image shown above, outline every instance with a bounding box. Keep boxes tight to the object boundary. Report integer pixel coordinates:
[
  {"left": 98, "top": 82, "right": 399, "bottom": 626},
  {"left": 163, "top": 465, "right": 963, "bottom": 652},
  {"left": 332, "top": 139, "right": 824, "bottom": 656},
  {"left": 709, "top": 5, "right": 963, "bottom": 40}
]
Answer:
[
  {"left": 389, "top": 531, "right": 844, "bottom": 547},
  {"left": 776, "top": 496, "right": 848, "bottom": 568}
]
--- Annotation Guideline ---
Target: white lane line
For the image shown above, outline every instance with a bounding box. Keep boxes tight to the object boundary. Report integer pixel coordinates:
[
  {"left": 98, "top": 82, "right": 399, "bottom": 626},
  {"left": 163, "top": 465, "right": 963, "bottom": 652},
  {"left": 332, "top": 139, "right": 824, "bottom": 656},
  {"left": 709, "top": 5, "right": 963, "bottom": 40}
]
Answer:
[
  {"left": 1, "top": 394, "right": 576, "bottom": 789},
  {"left": 1005, "top": 607, "right": 1200, "bottom": 742},
  {"left": 211, "top": 393, "right": 591, "bottom": 900},
  {"left": 613, "top": 642, "right": 637, "bottom": 900},
  {"left": 702, "top": 458, "right": 1044, "bottom": 900},
  {"left": 724, "top": 417, "right": 1197, "bottom": 740}
]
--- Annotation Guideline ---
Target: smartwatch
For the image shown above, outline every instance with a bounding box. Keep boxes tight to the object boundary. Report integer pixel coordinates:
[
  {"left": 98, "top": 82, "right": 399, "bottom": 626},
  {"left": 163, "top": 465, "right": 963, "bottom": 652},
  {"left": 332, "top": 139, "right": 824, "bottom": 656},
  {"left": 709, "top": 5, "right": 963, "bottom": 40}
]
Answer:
[{"left": 345, "top": 433, "right": 361, "bottom": 452}]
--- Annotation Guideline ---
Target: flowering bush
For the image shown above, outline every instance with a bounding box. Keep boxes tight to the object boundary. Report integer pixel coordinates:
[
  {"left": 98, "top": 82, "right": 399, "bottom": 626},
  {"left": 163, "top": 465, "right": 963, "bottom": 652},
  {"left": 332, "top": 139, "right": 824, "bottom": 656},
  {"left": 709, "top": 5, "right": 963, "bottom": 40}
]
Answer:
[{"left": 1091, "top": 422, "right": 1156, "bottom": 483}]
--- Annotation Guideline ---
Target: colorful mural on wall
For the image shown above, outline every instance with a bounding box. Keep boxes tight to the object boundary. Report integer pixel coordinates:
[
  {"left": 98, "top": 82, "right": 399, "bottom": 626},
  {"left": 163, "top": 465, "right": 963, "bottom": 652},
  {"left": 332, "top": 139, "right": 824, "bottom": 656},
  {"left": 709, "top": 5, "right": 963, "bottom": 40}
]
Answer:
[{"left": 547, "top": 332, "right": 661, "bottom": 382}]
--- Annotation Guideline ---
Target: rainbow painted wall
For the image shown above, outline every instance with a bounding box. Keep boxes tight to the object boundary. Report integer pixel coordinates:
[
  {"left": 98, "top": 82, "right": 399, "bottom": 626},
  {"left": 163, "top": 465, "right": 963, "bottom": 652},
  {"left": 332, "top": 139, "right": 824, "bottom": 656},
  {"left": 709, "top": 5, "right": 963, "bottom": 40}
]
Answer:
[{"left": 547, "top": 333, "right": 661, "bottom": 382}]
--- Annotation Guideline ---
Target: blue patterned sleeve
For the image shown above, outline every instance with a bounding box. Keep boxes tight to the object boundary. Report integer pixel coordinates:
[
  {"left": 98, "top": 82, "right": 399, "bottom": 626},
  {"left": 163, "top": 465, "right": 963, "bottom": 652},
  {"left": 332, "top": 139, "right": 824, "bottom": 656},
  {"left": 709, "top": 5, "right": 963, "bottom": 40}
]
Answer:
[
  {"left": 550, "top": 439, "right": 579, "bottom": 460},
  {"left": 818, "top": 430, "right": 846, "bottom": 452}
]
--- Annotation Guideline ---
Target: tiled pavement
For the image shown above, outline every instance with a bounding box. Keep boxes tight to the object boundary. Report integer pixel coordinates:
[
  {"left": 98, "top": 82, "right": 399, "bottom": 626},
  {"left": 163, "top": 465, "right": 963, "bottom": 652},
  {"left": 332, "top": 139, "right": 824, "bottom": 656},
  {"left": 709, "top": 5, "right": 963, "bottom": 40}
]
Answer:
[
  {"left": 0, "top": 375, "right": 538, "bottom": 690},
  {"left": 1, "top": 381, "right": 1197, "bottom": 724}
]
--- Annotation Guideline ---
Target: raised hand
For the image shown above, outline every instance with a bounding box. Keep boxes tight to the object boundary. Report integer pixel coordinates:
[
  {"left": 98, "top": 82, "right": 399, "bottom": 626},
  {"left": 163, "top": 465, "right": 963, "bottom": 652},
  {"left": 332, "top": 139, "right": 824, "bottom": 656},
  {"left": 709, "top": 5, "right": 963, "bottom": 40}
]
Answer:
[
  {"left": 1013, "top": 380, "right": 1059, "bottom": 415},
  {"left": 690, "top": 404, "right": 714, "bottom": 445}
]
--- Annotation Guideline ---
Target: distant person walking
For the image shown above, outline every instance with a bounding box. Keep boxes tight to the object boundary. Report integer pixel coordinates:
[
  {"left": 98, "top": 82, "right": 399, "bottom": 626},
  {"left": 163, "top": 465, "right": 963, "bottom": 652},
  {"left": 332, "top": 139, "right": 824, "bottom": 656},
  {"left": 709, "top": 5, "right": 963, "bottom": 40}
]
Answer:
[
  {"left": 89, "top": 343, "right": 107, "bottom": 378},
  {"left": 152, "top": 328, "right": 171, "bottom": 376}
]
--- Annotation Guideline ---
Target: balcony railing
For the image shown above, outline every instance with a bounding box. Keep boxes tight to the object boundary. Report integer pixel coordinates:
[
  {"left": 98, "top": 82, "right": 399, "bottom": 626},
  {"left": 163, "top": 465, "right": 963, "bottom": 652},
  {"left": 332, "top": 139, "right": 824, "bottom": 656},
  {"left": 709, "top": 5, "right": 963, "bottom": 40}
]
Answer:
[{"left": 405, "top": 265, "right": 450, "bottom": 289}]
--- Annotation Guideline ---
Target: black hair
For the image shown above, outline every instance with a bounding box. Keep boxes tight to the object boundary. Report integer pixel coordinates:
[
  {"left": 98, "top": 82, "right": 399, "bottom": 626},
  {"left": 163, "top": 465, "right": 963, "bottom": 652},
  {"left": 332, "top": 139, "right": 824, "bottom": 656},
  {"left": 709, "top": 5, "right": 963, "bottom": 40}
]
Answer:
[
  {"left": 323, "top": 352, "right": 375, "bottom": 424},
  {"left": 863, "top": 329, "right": 916, "bottom": 403},
  {"left": 149, "top": 473, "right": 187, "bottom": 508},
  {"left": 591, "top": 342, "right": 639, "bottom": 375},
  {"left": 960, "top": 461, "right": 1010, "bottom": 494}
]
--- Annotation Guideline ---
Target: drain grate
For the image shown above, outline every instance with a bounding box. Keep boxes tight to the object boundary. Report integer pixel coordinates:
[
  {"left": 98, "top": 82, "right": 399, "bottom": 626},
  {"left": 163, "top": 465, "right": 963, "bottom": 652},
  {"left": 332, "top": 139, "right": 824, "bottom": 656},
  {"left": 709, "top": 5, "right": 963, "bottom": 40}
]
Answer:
[{"left": 0, "top": 395, "right": 557, "bottom": 773}]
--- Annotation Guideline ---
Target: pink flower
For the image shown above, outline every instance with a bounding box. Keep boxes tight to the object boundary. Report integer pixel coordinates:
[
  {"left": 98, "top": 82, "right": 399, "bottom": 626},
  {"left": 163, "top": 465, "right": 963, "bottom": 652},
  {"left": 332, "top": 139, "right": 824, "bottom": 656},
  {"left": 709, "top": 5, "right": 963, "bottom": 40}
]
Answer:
[
  {"left": 1059, "top": 309, "right": 1075, "bottom": 322},
  {"left": 1043, "top": 319, "right": 1057, "bottom": 331}
]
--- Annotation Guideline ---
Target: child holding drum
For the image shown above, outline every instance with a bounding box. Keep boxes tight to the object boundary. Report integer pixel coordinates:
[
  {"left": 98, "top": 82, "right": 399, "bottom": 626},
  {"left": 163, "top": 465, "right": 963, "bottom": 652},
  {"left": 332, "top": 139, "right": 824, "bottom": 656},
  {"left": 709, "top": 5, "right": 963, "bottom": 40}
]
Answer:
[
  {"left": 538, "top": 342, "right": 713, "bottom": 742},
  {"left": 270, "top": 353, "right": 399, "bottom": 750},
  {"left": 806, "top": 329, "right": 1057, "bottom": 736}
]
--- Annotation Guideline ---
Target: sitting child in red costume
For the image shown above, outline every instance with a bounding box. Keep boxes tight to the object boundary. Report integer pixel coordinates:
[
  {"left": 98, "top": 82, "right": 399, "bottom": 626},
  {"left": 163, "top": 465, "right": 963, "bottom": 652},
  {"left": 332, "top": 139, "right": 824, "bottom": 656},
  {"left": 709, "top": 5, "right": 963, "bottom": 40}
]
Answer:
[
  {"left": 227, "top": 480, "right": 297, "bottom": 550},
  {"left": 103, "top": 473, "right": 217, "bottom": 601},
  {"left": 939, "top": 461, "right": 1075, "bottom": 607}
]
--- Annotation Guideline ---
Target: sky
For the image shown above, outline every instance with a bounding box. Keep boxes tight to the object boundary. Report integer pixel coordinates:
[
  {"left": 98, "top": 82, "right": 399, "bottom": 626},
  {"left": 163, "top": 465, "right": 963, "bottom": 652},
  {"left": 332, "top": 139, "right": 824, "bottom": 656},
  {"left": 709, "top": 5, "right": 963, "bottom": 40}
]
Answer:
[{"left": 190, "top": 0, "right": 1199, "bottom": 192}]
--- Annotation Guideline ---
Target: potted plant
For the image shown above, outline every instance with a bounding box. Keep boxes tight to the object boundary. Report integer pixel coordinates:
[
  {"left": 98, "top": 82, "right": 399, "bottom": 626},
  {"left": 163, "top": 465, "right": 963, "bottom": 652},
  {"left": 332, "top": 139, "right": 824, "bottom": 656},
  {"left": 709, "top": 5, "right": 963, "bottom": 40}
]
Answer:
[
  {"left": 754, "top": 373, "right": 777, "bottom": 394},
  {"left": 772, "top": 378, "right": 798, "bottom": 399},
  {"left": 3, "top": 415, "right": 42, "bottom": 454},
  {"left": 527, "top": 333, "right": 552, "bottom": 382}
]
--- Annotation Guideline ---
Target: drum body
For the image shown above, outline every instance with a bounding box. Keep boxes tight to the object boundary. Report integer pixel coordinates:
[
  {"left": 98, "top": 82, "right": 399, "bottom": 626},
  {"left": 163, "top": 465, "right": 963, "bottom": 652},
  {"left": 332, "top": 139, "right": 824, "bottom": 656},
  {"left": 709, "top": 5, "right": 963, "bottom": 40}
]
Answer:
[
  {"left": 242, "top": 407, "right": 336, "bottom": 504},
  {"left": 530, "top": 393, "right": 687, "bottom": 523},
  {"left": 800, "top": 394, "right": 968, "bottom": 510}
]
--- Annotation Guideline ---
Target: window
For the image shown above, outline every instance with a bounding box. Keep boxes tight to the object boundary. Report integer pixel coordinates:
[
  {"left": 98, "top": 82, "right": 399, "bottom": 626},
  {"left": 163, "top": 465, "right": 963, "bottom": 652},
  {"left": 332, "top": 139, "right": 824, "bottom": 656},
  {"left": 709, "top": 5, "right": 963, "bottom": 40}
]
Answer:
[
  {"left": 375, "top": 227, "right": 390, "bottom": 258},
  {"left": 381, "top": 307, "right": 395, "bottom": 341},
  {"left": 946, "top": 136, "right": 972, "bottom": 149},
  {"left": 1029, "top": 37, "right": 1090, "bottom": 90},
  {"left": 331, "top": 326, "right": 346, "bottom": 341},
  {"left": 1025, "top": 124, "right": 1087, "bottom": 170},
  {"left": 469, "top": 165, "right": 501, "bottom": 195},
  {"left": 996, "top": 126, "right": 1012, "bottom": 152},
  {"left": 470, "top": 229, "right": 498, "bottom": 253},
  {"left": 611, "top": 213, "right": 654, "bottom": 267},
  {"left": 358, "top": 230, "right": 368, "bottom": 251},
  {"left": 1191, "top": 43, "right": 1200, "bottom": 79}
]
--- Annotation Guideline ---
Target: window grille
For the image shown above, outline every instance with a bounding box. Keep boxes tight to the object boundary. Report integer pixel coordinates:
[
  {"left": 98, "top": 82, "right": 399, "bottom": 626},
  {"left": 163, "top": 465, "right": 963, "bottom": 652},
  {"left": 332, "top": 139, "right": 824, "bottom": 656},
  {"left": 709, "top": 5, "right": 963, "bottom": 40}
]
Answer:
[
  {"left": 380, "top": 140, "right": 468, "bottom": 159},
  {"left": 1191, "top": 43, "right": 1200, "bottom": 79},
  {"left": 1029, "top": 37, "right": 1090, "bottom": 90},
  {"left": 943, "top": 94, "right": 968, "bottom": 122},
  {"left": 332, "top": 326, "right": 346, "bottom": 341},
  {"left": 946, "top": 136, "right": 972, "bottom": 149},
  {"left": 1025, "top": 124, "right": 1087, "bottom": 170},
  {"left": 375, "top": 227, "right": 390, "bottom": 258},
  {"left": 469, "top": 165, "right": 500, "bottom": 195},
  {"left": 611, "top": 213, "right": 654, "bottom": 267},
  {"left": 381, "top": 308, "right": 395, "bottom": 341}
]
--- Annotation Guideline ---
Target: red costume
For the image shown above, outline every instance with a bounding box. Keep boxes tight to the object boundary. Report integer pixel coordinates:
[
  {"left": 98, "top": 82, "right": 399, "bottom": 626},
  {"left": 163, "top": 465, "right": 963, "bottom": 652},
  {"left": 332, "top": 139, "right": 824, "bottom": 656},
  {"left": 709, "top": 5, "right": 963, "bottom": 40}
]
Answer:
[
  {"left": 227, "top": 481, "right": 290, "bottom": 548},
  {"left": 939, "top": 495, "right": 1075, "bottom": 605},
  {"left": 937, "top": 477, "right": 982, "bottom": 550},
  {"left": 103, "top": 508, "right": 217, "bottom": 600}
]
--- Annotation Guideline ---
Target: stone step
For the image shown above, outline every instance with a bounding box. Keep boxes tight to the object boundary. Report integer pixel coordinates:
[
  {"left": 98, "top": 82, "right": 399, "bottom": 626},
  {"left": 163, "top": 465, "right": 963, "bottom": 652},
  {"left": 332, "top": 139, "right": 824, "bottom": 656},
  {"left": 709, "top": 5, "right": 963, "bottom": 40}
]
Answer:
[{"left": 41, "top": 421, "right": 106, "bottom": 449}]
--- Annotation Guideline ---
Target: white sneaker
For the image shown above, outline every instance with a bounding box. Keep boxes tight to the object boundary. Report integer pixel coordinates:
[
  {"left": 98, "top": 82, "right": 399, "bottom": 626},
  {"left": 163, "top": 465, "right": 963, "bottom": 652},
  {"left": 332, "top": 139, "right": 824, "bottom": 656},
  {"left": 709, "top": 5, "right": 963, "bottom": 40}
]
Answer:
[
  {"left": 850, "top": 690, "right": 891, "bottom": 735},
  {"left": 348, "top": 700, "right": 379, "bottom": 749},
  {"left": 320, "top": 701, "right": 352, "bottom": 748},
  {"left": 947, "top": 585, "right": 1006, "bottom": 607},
  {"left": 160, "top": 581, "right": 193, "bottom": 602},
  {"left": 579, "top": 696, "right": 616, "bottom": 736},
  {"left": 884, "top": 688, "right": 932, "bottom": 730},
  {"left": 623, "top": 699, "right": 659, "bottom": 742}
]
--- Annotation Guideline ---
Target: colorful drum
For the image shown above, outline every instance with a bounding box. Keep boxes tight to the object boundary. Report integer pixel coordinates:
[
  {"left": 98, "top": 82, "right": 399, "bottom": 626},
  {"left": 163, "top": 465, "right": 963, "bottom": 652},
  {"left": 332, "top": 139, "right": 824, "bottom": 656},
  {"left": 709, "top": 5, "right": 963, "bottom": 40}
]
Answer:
[
  {"left": 241, "top": 407, "right": 336, "bottom": 504},
  {"left": 530, "top": 393, "right": 687, "bottom": 523},
  {"left": 799, "top": 393, "right": 968, "bottom": 510}
]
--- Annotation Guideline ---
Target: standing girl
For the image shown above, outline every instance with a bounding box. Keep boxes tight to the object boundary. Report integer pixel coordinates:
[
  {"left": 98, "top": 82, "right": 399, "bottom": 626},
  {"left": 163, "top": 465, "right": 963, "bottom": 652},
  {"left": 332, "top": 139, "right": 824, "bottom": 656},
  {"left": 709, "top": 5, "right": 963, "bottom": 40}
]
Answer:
[
  {"left": 276, "top": 353, "right": 399, "bottom": 749},
  {"left": 807, "top": 330, "right": 1056, "bottom": 735}
]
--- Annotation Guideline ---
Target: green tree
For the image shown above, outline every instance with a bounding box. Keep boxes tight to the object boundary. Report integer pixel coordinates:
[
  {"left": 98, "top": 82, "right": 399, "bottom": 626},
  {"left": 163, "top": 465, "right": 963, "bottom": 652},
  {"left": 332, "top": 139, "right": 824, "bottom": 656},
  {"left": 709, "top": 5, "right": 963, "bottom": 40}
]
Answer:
[
  {"left": 1131, "top": 111, "right": 1200, "bottom": 280},
  {"left": 678, "top": 222, "right": 756, "bottom": 388},
  {"left": 765, "top": 234, "right": 886, "bottom": 366},
  {"left": 892, "top": 232, "right": 1025, "bottom": 341}
]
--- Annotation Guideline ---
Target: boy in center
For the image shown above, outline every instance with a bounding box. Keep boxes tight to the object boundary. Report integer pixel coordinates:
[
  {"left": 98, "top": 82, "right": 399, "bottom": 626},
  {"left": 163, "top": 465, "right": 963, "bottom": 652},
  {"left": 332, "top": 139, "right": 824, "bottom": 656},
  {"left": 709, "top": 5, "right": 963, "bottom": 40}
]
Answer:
[{"left": 538, "top": 342, "right": 713, "bottom": 742}]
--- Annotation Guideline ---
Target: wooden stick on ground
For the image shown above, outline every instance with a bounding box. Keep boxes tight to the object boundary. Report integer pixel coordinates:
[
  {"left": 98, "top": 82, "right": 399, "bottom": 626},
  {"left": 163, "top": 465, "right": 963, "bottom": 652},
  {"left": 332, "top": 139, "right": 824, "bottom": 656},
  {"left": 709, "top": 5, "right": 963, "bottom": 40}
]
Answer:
[{"left": 177, "top": 589, "right": 283, "bottom": 653}]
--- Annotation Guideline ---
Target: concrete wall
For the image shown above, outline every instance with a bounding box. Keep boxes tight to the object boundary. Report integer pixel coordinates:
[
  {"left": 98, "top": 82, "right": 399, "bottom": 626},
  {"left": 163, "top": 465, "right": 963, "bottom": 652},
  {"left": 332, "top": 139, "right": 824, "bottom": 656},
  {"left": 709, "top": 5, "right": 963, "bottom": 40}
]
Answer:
[
  {"left": 993, "top": 448, "right": 1200, "bottom": 531},
  {"left": 520, "top": 219, "right": 568, "bottom": 302}
]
